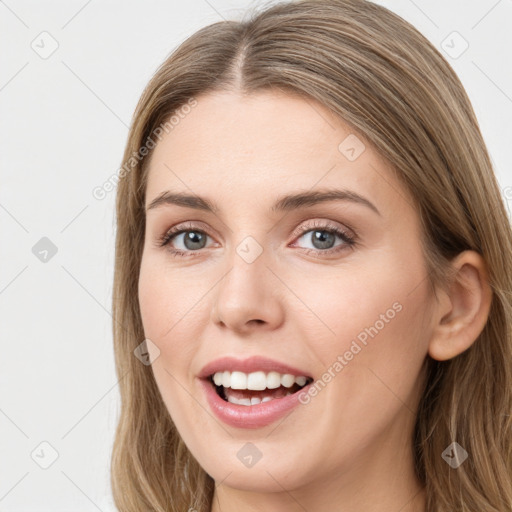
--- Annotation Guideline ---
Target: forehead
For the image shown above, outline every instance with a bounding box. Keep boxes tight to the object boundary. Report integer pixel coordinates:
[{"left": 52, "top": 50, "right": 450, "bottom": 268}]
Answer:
[{"left": 144, "top": 90, "right": 406, "bottom": 216}]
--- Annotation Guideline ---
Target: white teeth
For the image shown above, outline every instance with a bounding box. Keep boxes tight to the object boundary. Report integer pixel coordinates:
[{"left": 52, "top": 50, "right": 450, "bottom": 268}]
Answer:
[
  {"left": 226, "top": 392, "right": 293, "bottom": 406},
  {"left": 267, "top": 371, "right": 281, "bottom": 389},
  {"left": 247, "top": 371, "right": 267, "bottom": 390},
  {"left": 295, "top": 376, "right": 307, "bottom": 387},
  {"left": 211, "top": 370, "right": 310, "bottom": 390},
  {"left": 230, "top": 371, "right": 247, "bottom": 390},
  {"left": 281, "top": 374, "right": 295, "bottom": 388},
  {"left": 227, "top": 395, "right": 252, "bottom": 406}
]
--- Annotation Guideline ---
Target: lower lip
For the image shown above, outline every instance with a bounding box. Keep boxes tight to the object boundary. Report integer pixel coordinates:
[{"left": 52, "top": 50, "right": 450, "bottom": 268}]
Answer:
[{"left": 199, "top": 378, "right": 310, "bottom": 429}]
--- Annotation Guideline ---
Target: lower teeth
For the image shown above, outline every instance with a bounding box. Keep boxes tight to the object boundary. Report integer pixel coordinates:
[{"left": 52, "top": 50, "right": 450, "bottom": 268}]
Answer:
[
  {"left": 226, "top": 392, "right": 293, "bottom": 406},
  {"left": 214, "top": 383, "right": 297, "bottom": 406}
]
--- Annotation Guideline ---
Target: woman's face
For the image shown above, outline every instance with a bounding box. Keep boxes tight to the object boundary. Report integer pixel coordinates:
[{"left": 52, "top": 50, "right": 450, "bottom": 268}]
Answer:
[{"left": 138, "top": 90, "right": 433, "bottom": 496}]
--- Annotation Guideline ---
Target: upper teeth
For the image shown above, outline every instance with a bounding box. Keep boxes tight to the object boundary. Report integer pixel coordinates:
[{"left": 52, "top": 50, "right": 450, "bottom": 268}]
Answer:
[{"left": 212, "top": 371, "right": 308, "bottom": 390}]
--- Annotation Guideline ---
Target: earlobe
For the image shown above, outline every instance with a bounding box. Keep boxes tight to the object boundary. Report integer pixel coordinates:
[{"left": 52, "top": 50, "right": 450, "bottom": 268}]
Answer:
[{"left": 428, "top": 250, "right": 493, "bottom": 361}]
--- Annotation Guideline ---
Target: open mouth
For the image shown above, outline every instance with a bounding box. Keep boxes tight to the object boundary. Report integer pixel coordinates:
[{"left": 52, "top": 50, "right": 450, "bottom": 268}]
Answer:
[{"left": 208, "top": 371, "right": 314, "bottom": 406}]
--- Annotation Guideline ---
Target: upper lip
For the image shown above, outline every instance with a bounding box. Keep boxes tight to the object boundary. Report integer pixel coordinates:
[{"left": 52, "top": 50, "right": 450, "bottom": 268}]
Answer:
[{"left": 198, "top": 355, "right": 312, "bottom": 379}]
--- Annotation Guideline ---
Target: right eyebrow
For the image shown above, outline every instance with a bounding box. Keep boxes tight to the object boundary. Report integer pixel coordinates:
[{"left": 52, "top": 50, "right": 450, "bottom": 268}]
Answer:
[{"left": 146, "top": 191, "right": 217, "bottom": 213}]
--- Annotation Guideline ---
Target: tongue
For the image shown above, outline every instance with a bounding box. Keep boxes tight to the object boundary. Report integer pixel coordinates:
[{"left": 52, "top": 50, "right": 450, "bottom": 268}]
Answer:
[{"left": 224, "top": 384, "right": 300, "bottom": 401}]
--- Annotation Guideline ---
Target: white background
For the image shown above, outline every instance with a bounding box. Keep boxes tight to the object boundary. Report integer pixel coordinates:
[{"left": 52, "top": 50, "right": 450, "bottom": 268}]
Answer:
[{"left": 1, "top": 0, "right": 511, "bottom": 510}]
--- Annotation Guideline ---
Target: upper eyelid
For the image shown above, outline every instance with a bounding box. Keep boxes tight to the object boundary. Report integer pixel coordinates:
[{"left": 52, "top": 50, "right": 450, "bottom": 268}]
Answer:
[
  {"left": 162, "top": 219, "right": 355, "bottom": 245},
  {"left": 291, "top": 219, "right": 354, "bottom": 236},
  {"left": 165, "top": 219, "right": 349, "bottom": 235}
]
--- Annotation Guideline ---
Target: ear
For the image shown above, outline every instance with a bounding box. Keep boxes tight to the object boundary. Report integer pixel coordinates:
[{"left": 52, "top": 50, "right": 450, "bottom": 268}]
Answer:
[{"left": 428, "top": 250, "right": 493, "bottom": 361}]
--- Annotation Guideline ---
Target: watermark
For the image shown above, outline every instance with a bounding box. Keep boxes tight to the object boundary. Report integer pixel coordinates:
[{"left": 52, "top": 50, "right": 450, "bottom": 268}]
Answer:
[
  {"left": 441, "top": 441, "right": 468, "bottom": 468},
  {"left": 31, "top": 31, "right": 59, "bottom": 59},
  {"left": 31, "top": 441, "right": 59, "bottom": 469},
  {"left": 298, "top": 301, "right": 403, "bottom": 405},
  {"left": 32, "top": 236, "right": 58, "bottom": 263},
  {"left": 236, "top": 236, "right": 264, "bottom": 264},
  {"left": 92, "top": 97, "right": 197, "bottom": 200},
  {"left": 440, "top": 31, "right": 469, "bottom": 60},
  {"left": 338, "top": 133, "right": 366, "bottom": 161},
  {"left": 237, "top": 442, "right": 263, "bottom": 468},
  {"left": 133, "top": 338, "right": 161, "bottom": 365}
]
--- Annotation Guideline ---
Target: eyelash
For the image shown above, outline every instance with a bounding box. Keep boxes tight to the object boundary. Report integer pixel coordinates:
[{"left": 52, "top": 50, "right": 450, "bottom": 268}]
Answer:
[{"left": 155, "top": 220, "right": 357, "bottom": 258}]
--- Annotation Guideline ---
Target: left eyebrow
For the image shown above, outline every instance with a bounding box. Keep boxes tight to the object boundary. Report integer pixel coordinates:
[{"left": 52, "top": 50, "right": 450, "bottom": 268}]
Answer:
[
  {"left": 271, "top": 189, "right": 381, "bottom": 216},
  {"left": 146, "top": 188, "right": 381, "bottom": 217}
]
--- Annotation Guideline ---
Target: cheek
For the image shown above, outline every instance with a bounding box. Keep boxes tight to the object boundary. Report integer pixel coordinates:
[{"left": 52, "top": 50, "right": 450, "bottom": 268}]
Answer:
[
  {"left": 326, "top": 267, "right": 429, "bottom": 417},
  {"left": 281, "top": 267, "right": 428, "bottom": 465},
  {"left": 138, "top": 253, "right": 216, "bottom": 387},
  {"left": 138, "top": 258, "right": 203, "bottom": 427},
  {"left": 138, "top": 257, "right": 193, "bottom": 385},
  {"left": 138, "top": 253, "right": 199, "bottom": 341},
  {"left": 323, "top": 275, "right": 428, "bottom": 364},
  {"left": 295, "top": 249, "right": 430, "bottom": 396}
]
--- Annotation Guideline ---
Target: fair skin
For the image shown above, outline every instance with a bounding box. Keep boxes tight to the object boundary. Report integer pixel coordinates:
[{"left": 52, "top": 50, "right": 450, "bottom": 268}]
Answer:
[{"left": 138, "top": 90, "right": 492, "bottom": 512}]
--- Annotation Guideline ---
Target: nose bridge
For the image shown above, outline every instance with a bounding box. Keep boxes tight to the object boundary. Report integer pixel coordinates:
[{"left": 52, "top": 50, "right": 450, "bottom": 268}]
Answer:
[
  {"left": 211, "top": 232, "right": 284, "bottom": 330},
  {"left": 220, "top": 233, "right": 269, "bottom": 303}
]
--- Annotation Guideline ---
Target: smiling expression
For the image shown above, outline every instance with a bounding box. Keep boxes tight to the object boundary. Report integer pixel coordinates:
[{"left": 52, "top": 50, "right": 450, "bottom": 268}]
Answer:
[{"left": 138, "top": 89, "right": 433, "bottom": 492}]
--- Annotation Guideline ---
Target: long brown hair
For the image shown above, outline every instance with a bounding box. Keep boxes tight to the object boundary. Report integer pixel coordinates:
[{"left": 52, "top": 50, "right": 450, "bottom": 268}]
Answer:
[{"left": 110, "top": 1, "right": 512, "bottom": 510}]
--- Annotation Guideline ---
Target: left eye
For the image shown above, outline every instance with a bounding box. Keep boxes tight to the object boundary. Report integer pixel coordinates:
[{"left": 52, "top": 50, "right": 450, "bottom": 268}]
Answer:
[{"left": 293, "top": 227, "right": 354, "bottom": 252}]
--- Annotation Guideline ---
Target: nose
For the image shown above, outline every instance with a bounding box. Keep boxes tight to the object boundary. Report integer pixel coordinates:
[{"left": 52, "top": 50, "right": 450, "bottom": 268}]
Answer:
[{"left": 210, "top": 245, "right": 285, "bottom": 334}]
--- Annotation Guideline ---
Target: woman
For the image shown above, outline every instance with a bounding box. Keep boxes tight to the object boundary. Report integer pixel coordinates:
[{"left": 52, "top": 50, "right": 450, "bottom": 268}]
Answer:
[{"left": 110, "top": 1, "right": 512, "bottom": 510}]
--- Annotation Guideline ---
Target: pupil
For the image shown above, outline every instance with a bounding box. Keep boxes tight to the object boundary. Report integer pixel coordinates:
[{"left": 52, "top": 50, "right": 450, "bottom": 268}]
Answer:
[
  {"left": 312, "top": 230, "right": 334, "bottom": 249},
  {"left": 184, "top": 231, "right": 205, "bottom": 250}
]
